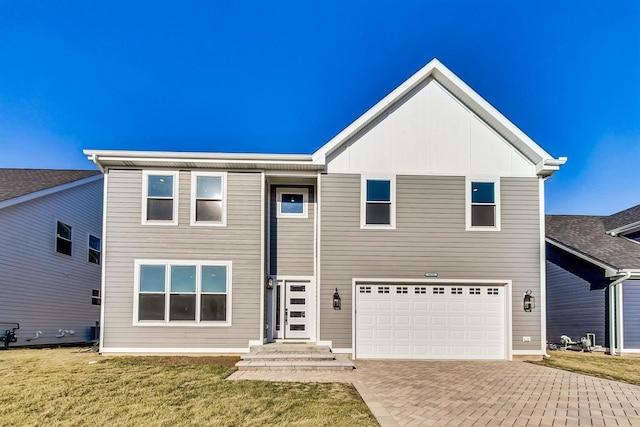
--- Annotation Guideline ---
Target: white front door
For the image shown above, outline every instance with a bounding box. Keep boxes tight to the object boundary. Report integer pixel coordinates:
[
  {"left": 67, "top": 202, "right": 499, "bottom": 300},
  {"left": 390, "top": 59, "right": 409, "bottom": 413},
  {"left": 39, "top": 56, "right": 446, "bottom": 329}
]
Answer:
[{"left": 274, "top": 278, "right": 315, "bottom": 340}]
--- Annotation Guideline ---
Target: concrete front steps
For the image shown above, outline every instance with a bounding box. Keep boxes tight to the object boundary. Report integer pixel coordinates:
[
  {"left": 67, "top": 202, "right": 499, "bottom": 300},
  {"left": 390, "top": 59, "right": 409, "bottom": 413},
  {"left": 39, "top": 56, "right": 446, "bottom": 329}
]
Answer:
[{"left": 236, "top": 343, "right": 355, "bottom": 371}]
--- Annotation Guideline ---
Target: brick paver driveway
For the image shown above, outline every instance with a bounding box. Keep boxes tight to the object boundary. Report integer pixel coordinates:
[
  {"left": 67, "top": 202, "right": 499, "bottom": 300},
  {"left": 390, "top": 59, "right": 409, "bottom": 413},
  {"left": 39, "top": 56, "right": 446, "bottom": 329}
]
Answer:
[{"left": 351, "top": 360, "right": 640, "bottom": 427}]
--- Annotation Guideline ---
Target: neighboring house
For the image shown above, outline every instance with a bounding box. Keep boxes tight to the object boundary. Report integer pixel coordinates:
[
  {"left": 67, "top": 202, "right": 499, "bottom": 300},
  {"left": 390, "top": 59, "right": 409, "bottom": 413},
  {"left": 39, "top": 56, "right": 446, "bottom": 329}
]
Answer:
[
  {"left": 85, "top": 59, "right": 565, "bottom": 360},
  {"left": 0, "top": 169, "right": 103, "bottom": 346},
  {"left": 546, "top": 205, "right": 640, "bottom": 355}
]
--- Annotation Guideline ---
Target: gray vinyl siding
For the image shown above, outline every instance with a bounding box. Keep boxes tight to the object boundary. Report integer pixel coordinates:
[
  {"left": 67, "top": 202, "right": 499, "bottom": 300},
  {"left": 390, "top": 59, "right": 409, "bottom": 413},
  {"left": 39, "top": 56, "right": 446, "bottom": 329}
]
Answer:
[
  {"left": 0, "top": 179, "right": 103, "bottom": 346},
  {"left": 623, "top": 280, "right": 640, "bottom": 349},
  {"left": 545, "top": 244, "right": 609, "bottom": 347},
  {"left": 269, "top": 185, "right": 314, "bottom": 276},
  {"left": 320, "top": 174, "right": 542, "bottom": 350},
  {"left": 103, "top": 169, "right": 261, "bottom": 350}
]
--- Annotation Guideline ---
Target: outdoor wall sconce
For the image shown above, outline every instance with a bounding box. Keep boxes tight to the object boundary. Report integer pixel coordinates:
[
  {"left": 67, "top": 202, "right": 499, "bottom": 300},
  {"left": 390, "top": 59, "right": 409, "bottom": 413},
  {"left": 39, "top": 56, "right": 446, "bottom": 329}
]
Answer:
[
  {"left": 523, "top": 289, "right": 535, "bottom": 312},
  {"left": 266, "top": 277, "right": 274, "bottom": 290},
  {"left": 333, "top": 288, "right": 341, "bottom": 310}
]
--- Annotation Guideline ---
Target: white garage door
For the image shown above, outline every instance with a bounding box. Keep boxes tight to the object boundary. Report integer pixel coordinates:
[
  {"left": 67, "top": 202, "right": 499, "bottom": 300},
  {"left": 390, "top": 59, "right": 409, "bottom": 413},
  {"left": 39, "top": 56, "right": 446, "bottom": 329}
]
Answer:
[{"left": 355, "top": 283, "right": 507, "bottom": 360}]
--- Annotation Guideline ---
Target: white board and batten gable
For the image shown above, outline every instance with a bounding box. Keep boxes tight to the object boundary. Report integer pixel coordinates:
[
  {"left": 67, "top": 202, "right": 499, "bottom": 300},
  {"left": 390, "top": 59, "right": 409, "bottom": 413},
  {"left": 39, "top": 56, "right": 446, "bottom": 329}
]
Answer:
[{"left": 313, "top": 59, "right": 566, "bottom": 177}]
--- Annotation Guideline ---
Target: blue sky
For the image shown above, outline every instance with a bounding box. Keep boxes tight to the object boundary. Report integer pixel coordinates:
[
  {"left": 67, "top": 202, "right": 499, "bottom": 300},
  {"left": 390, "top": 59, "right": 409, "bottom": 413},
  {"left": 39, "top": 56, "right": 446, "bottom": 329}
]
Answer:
[{"left": 0, "top": 1, "right": 638, "bottom": 214}]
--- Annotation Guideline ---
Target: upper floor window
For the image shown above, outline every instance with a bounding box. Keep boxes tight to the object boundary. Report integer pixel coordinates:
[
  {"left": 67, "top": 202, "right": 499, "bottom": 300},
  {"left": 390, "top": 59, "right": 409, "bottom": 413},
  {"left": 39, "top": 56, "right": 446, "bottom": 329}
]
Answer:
[
  {"left": 467, "top": 179, "right": 501, "bottom": 231},
  {"left": 361, "top": 177, "right": 395, "bottom": 229},
  {"left": 142, "top": 171, "right": 179, "bottom": 225},
  {"left": 276, "top": 187, "right": 308, "bottom": 218},
  {"left": 56, "top": 221, "right": 72, "bottom": 256},
  {"left": 88, "top": 235, "right": 101, "bottom": 265},
  {"left": 190, "top": 172, "right": 227, "bottom": 226},
  {"left": 135, "top": 260, "right": 231, "bottom": 325}
]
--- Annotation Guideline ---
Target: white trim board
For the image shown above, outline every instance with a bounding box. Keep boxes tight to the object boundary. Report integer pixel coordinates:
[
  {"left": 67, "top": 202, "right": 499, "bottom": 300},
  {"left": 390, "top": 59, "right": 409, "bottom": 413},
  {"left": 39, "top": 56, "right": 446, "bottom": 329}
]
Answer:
[{"left": 100, "top": 347, "right": 249, "bottom": 354}]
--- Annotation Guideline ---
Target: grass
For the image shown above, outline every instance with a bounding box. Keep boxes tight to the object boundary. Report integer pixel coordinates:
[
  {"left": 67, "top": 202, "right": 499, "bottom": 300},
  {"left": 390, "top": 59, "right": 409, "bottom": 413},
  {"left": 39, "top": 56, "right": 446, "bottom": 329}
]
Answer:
[
  {"left": 0, "top": 347, "right": 377, "bottom": 427},
  {"left": 540, "top": 350, "right": 640, "bottom": 386}
]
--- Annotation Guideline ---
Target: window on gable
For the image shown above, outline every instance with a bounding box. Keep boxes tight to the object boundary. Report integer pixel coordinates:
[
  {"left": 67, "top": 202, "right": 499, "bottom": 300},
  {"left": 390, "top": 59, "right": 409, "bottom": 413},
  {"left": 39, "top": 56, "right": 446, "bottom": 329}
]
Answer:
[
  {"left": 143, "top": 171, "right": 178, "bottom": 224},
  {"left": 136, "top": 261, "right": 231, "bottom": 325},
  {"left": 276, "top": 187, "right": 308, "bottom": 218},
  {"left": 467, "top": 179, "right": 501, "bottom": 230},
  {"left": 88, "top": 235, "right": 101, "bottom": 264},
  {"left": 191, "top": 172, "right": 226, "bottom": 226},
  {"left": 362, "top": 177, "right": 395, "bottom": 228},
  {"left": 56, "top": 221, "right": 72, "bottom": 256}
]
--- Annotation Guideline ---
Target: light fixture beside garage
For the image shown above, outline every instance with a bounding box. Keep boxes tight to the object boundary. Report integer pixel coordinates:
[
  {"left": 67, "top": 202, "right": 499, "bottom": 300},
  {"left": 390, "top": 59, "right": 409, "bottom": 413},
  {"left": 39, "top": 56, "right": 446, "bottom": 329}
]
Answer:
[
  {"left": 333, "top": 288, "right": 341, "bottom": 310},
  {"left": 523, "top": 289, "right": 535, "bottom": 312}
]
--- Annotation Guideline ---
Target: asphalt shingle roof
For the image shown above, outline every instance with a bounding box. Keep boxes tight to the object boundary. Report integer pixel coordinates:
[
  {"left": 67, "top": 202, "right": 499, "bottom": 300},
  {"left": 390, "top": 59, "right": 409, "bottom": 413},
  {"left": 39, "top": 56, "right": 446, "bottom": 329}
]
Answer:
[
  {"left": 546, "top": 214, "right": 640, "bottom": 270},
  {"left": 603, "top": 204, "right": 640, "bottom": 232},
  {"left": 0, "top": 169, "right": 100, "bottom": 203}
]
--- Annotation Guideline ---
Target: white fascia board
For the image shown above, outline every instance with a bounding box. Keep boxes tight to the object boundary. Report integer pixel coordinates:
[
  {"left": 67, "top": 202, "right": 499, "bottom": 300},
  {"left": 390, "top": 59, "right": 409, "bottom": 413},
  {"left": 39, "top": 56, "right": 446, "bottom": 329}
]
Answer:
[
  {"left": 311, "top": 58, "right": 565, "bottom": 175},
  {"left": 607, "top": 221, "right": 640, "bottom": 236},
  {"left": 0, "top": 174, "right": 103, "bottom": 210},
  {"left": 545, "top": 238, "right": 618, "bottom": 275}
]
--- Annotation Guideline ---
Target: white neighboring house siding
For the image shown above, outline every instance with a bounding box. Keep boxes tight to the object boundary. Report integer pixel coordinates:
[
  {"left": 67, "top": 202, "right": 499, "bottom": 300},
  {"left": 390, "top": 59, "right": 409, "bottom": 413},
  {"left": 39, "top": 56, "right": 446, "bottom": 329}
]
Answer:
[
  {"left": 0, "top": 177, "right": 103, "bottom": 346},
  {"left": 320, "top": 77, "right": 545, "bottom": 356}
]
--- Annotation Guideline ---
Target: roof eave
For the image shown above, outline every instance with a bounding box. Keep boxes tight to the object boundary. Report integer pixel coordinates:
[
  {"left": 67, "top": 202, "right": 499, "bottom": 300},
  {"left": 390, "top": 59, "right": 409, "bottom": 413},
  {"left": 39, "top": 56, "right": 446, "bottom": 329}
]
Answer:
[{"left": 545, "top": 237, "right": 620, "bottom": 275}]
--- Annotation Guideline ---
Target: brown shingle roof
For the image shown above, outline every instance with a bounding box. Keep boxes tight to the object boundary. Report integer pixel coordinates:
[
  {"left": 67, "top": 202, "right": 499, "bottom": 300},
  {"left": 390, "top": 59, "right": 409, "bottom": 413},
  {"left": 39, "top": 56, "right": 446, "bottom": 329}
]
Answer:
[
  {"left": 546, "top": 214, "right": 640, "bottom": 270},
  {"left": 0, "top": 169, "right": 101, "bottom": 203}
]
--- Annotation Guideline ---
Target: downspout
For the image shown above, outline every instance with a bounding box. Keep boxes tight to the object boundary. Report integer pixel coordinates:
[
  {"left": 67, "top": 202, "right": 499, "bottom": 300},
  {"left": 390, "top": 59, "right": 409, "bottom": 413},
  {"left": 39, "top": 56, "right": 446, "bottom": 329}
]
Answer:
[{"left": 609, "top": 271, "right": 631, "bottom": 355}]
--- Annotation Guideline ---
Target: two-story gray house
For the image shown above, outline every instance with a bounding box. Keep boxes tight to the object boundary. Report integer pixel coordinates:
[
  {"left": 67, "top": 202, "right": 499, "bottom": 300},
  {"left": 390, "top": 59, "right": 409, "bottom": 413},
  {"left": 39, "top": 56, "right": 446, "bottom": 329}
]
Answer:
[
  {"left": 85, "top": 59, "right": 565, "bottom": 360},
  {"left": 0, "top": 169, "right": 103, "bottom": 346}
]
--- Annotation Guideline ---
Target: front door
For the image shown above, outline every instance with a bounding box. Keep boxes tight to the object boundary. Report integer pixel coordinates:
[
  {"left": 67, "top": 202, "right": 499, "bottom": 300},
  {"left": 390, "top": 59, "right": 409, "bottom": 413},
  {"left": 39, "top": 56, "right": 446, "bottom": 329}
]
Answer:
[{"left": 274, "top": 279, "right": 314, "bottom": 340}]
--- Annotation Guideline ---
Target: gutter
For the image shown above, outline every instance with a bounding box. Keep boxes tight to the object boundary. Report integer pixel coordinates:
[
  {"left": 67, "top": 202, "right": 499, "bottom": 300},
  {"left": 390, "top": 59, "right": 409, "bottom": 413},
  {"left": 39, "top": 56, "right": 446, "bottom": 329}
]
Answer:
[
  {"left": 89, "top": 153, "right": 104, "bottom": 173},
  {"left": 609, "top": 270, "right": 633, "bottom": 356}
]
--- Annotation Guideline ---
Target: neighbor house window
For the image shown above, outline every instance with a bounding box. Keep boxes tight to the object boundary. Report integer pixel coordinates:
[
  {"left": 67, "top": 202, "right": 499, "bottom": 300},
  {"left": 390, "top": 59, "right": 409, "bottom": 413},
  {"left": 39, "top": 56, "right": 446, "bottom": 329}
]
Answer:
[
  {"left": 361, "top": 177, "right": 395, "bottom": 228},
  {"left": 276, "top": 187, "right": 308, "bottom": 218},
  {"left": 92, "top": 289, "right": 101, "bottom": 305},
  {"left": 135, "top": 260, "right": 231, "bottom": 325},
  {"left": 88, "top": 235, "right": 101, "bottom": 264},
  {"left": 142, "top": 171, "right": 179, "bottom": 225},
  {"left": 467, "top": 179, "right": 501, "bottom": 230},
  {"left": 190, "top": 172, "right": 227, "bottom": 226},
  {"left": 56, "top": 221, "right": 72, "bottom": 256}
]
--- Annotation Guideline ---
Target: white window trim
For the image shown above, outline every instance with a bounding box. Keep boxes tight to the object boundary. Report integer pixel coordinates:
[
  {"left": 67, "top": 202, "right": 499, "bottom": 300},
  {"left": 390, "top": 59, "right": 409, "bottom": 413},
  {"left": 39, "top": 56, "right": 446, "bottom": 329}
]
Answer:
[
  {"left": 133, "top": 259, "right": 232, "bottom": 327},
  {"left": 55, "top": 220, "right": 73, "bottom": 256},
  {"left": 190, "top": 171, "right": 228, "bottom": 226},
  {"left": 466, "top": 177, "right": 501, "bottom": 231},
  {"left": 87, "top": 233, "right": 101, "bottom": 265},
  {"left": 360, "top": 175, "right": 396, "bottom": 229},
  {"left": 276, "top": 187, "right": 309, "bottom": 219},
  {"left": 141, "top": 170, "right": 179, "bottom": 226}
]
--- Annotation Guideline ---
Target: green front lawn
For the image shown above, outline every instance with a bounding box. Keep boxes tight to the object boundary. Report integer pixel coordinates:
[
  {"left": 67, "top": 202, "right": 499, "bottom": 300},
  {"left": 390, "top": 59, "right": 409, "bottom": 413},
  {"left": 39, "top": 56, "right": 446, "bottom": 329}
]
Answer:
[
  {"left": 0, "top": 348, "right": 377, "bottom": 426},
  {"left": 540, "top": 350, "right": 640, "bottom": 386}
]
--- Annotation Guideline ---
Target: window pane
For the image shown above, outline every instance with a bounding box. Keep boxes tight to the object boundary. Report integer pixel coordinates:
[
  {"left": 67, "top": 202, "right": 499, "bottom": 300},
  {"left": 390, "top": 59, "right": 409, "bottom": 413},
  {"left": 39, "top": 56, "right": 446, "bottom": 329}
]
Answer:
[
  {"left": 471, "top": 182, "right": 495, "bottom": 203},
  {"left": 147, "top": 199, "right": 173, "bottom": 220},
  {"left": 139, "top": 294, "right": 165, "bottom": 320},
  {"left": 140, "top": 265, "right": 165, "bottom": 292},
  {"left": 201, "top": 294, "right": 227, "bottom": 321},
  {"left": 472, "top": 205, "right": 496, "bottom": 226},
  {"left": 170, "top": 294, "right": 196, "bottom": 320},
  {"left": 56, "top": 238, "right": 72, "bottom": 256},
  {"left": 196, "top": 176, "right": 222, "bottom": 199},
  {"left": 195, "top": 200, "right": 223, "bottom": 222},
  {"left": 147, "top": 175, "right": 173, "bottom": 197},
  {"left": 89, "top": 235, "right": 101, "bottom": 251},
  {"left": 57, "top": 221, "right": 72, "bottom": 240},
  {"left": 201, "top": 266, "right": 227, "bottom": 292},
  {"left": 366, "top": 180, "right": 390, "bottom": 202},
  {"left": 89, "top": 249, "right": 100, "bottom": 264},
  {"left": 281, "top": 193, "right": 304, "bottom": 214},
  {"left": 366, "top": 203, "right": 391, "bottom": 224},
  {"left": 171, "top": 266, "right": 196, "bottom": 292}
]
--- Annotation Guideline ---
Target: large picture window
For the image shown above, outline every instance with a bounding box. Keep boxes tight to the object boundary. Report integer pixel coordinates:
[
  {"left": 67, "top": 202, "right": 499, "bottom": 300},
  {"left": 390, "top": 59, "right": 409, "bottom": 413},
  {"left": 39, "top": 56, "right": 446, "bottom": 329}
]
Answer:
[
  {"left": 467, "top": 178, "right": 501, "bottom": 230},
  {"left": 142, "top": 171, "right": 179, "bottom": 225},
  {"left": 135, "top": 260, "right": 231, "bottom": 325},
  {"left": 361, "top": 176, "right": 395, "bottom": 229},
  {"left": 190, "top": 172, "right": 227, "bottom": 226}
]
